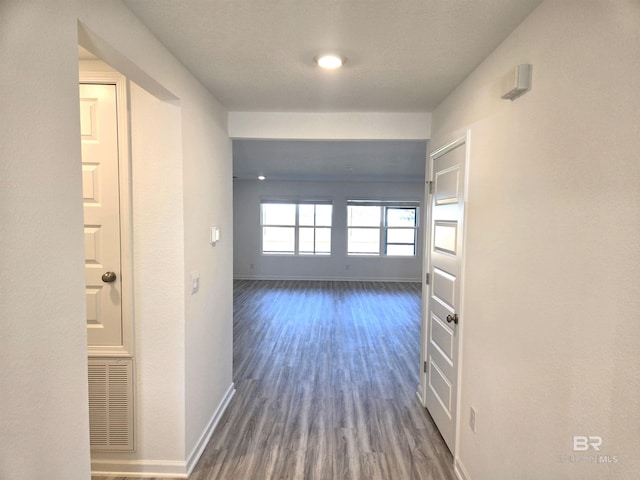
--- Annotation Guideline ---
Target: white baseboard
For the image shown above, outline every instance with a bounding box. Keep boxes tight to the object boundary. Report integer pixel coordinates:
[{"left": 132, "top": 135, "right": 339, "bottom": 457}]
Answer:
[
  {"left": 91, "top": 382, "right": 236, "bottom": 479},
  {"left": 234, "top": 274, "right": 421, "bottom": 283},
  {"left": 415, "top": 388, "right": 425, "bottom": 406},
  {"left": 90, "top": 459, "right": 188, "bottom": 478},
  {"left": 455, "top": 456, "right": 471, "bottom": 480},
  {"left": 186, "top": 382, "right": 236, "bottom": 474}
]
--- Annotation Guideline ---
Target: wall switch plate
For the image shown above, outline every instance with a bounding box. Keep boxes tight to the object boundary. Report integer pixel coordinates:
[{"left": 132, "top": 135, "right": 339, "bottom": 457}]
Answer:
[
  {"left": 470, "top": 407, "right": 477, "bottom": 432},
  {"left": 210, "top": 226, "right": 220, "bottom": 246},
  {"left": 190, "top": 272, "right": 200, "bottom": 294}
]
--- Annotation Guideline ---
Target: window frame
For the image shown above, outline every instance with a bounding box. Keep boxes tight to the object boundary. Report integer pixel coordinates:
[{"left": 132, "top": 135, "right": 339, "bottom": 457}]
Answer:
[
  {"left": 347, "top": 201, "right": 419, "bottom": 257},
  {"left": 260, "top": 200, "right": 332, "bottom": 256}
]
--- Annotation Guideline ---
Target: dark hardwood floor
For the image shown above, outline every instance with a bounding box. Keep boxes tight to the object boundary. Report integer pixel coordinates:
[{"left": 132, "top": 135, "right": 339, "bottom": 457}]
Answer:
[{"left": 93, "top": 280, "right": 455, "bottom": 480}]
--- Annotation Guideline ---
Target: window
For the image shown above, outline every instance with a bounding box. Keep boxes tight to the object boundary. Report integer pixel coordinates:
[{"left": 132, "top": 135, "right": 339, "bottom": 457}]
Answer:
[
  {"left": 261, "top": 202, "right": 332, "bottom": 255},
  {"left": 347, "top": 201, "right": 419, "bottom": 256}
]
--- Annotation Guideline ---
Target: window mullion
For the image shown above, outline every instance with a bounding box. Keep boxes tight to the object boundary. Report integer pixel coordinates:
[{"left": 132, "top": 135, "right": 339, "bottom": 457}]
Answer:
[
  {"left": 295, "top": 204, "right": 300, "bottom": 255},
  {"left": 313, "top": 205, "right": 317, "bottom": 254},
  {"left": 381, "top": 206, "right": 387, "bottom": 256},
  {"left": 313, "top": 227, "right": 317, "bottom": 254}
]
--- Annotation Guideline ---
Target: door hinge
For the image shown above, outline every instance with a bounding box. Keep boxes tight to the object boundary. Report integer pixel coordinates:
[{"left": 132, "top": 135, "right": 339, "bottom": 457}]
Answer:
[
  {"left": 423, "top": 361, "right": 427, "bottom": 373},
  {"left": 426, "top": 180, "right": 434, "bottom": 194},
  {"left": 425, "top": 273, "right": 430, "bottom": 285}
]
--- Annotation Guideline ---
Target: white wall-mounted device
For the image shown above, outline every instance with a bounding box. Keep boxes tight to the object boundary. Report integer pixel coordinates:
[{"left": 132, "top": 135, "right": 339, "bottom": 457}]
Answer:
[
  {"left": 210, "top": 226, "right": 220, "bottom": 246},
  {"left": 190, "top": 271, "right": 200, "bottom": 294},
  {"left": 501, "top": 64, "right": 532, "bottom": 101}
]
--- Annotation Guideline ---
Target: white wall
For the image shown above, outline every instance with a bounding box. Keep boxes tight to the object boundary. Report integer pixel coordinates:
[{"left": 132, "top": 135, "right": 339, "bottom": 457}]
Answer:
[
  {"left": 1, "top": 3, "right": 92, "bottom": 478},
  {"left": 234, "top": 180, "right": 424, "bottom": 282},
  {"left": 0, "top": 1, "right": 233, "bottom": 478},
  {"left": 96, "top": 81, "right": 187, "bottom": 469},
  {"left": 428, "top": 1, "right": 640, "bottom": 479},
  {"left": 180, "top": 66, "right": 234, "bottom": 466}
]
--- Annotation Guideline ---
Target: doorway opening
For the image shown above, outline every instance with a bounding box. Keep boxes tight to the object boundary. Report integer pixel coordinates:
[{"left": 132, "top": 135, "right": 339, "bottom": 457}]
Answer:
[{"left": 78, "top": 36, "right": 184, "bottom": 472}]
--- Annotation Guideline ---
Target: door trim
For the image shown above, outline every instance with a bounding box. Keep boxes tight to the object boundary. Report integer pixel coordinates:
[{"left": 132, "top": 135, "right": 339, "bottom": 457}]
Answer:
[
  {"left": 419, "top": 129, "right": 470, "bottom": 456},
  {"left": 80, "top": 68, "right": 134, "bottom": 357}
]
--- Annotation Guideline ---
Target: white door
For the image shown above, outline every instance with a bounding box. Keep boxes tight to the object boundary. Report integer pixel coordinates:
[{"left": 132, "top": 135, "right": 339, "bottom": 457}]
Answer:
[
  {"left": 424, "top": 134, "right": 468, "bottom": 453},
  {"left": 80, "top": 83, "right": 123, "bottom": 347}
]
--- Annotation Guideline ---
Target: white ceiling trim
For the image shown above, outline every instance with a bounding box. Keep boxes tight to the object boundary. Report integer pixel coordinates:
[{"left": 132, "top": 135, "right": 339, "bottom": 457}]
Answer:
[{"left": 228, "top": 112, "right": 431, "bottom": 140}]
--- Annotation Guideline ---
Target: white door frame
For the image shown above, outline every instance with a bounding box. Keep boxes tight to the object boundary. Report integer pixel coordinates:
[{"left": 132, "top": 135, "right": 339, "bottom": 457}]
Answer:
[
  {"left": 419, "top": 130, "right": 471, "bottom": 456},
  {"left": 80, "top": 68, "right": 134, "bottom": 357}
]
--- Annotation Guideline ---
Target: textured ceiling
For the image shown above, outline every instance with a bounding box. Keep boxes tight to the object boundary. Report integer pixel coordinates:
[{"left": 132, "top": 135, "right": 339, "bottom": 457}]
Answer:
[
  {"left": 123, "top": 0, "right": 541, "bottom": 112},
  {"left": 121, "top": 1, "right": 540, "bottom": 181},
  {"left": 233, "top": 140, "right": 427, "bottom": 182}
]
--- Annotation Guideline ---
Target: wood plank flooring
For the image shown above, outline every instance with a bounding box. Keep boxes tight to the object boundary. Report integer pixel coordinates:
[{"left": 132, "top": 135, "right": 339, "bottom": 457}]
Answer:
[{"left": 93, "top": 280, "right": 455, "bottom": 480}]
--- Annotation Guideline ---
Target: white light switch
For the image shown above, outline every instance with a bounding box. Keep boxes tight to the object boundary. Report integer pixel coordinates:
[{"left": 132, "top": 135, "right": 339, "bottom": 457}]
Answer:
[
  {"left": 190, "top": 272, "right": 200, "bottom": 294},
  {"left": 210, "top": 226, "right": 220, "bottom": 246}
]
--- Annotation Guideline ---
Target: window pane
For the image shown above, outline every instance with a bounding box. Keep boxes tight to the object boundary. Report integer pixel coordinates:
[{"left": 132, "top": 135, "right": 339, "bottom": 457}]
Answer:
[
  {"left": 348, "top": 228, "right": 380, "bottom": 254},
  {"left": 387, "top": 244, "right": 415, "bottom": 256},
  {"left": 387, "top": 228, "right": 415, "bottom": 244},
  {"left": 299, "top": 227, "right": 315, "bottom": 253},
  {"left": 315, "top": 204, "right": 332, "bottom": 227},
  {"left": 315, "top": 227, "right": 331, "bottom": 253},
  {"left": 348, "top": 206, "right": 381, "bottom": 227},
  {"left": 387, "top": 207, "right": 416, "bottom": 227},
  {"left": 262, "top": 204, "right": 295, "bottom": 225},
  {"left": 262, "top": 226, "right": 294, "bottom": 253},
  {"left": 299, "top": 227, "right": 331, "bottom": 254},
  {"left": 299, "top": 204, "right": 315, "bottom": 226}
]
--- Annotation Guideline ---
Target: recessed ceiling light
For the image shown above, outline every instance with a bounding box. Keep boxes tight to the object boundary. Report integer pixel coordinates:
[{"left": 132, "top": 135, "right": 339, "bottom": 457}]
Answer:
[
  {"left": 314, "top": 54, "right": 346, "bottom": 70},
  {"left": 257, "top": 175, "right": 266, "bottom": 181}
]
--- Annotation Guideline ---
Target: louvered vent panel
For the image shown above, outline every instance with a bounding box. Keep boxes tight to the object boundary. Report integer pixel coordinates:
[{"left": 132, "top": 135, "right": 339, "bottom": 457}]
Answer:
[{"left": 88, "top": 358, "right": 134, "bottom": 451}]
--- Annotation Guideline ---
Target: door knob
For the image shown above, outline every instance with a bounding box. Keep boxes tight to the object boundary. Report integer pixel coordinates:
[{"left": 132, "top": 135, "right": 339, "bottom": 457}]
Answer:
[
  {"left": 446, "top": 313, "right": 459, "bottom": 325},
  {"left": 101, "top": 271, "right": 117, "bottom": 283}
]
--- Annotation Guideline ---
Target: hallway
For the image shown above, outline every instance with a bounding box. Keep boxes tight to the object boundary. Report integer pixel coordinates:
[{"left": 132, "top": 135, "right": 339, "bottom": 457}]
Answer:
[{"left": 94, "top": 280, "right": 455, "bottom": 479}]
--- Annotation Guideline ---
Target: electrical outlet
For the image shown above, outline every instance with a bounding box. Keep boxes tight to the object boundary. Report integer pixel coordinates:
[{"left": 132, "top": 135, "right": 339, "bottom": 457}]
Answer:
[{"left": 470, "top": 407, "right": 477, "bottom": 432}]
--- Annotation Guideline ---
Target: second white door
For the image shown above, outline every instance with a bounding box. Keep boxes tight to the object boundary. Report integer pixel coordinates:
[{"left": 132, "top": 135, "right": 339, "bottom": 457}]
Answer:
[
  {"left": 424, "top": 134, "right": 468, "bottom": 453},
  {"left": 80, "top": 83, "right": 123, "bottom": 347}
]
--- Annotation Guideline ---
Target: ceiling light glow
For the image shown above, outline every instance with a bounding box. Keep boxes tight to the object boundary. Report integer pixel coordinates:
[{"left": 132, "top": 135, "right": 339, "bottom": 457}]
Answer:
[
  {"left": 257, "top": 175, "right": 266, "bottom": 181},
  {"left": 315, "top": 54, "right": 345, "bottom": 70}
]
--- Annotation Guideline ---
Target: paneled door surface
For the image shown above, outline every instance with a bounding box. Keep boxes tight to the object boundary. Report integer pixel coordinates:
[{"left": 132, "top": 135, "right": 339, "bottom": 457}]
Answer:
[
  {"left": 80, "top": 83, "right": 123, "bottom": 347},
  {"left": 424, "top": 135, "right": 467, "bottom": 453}
]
